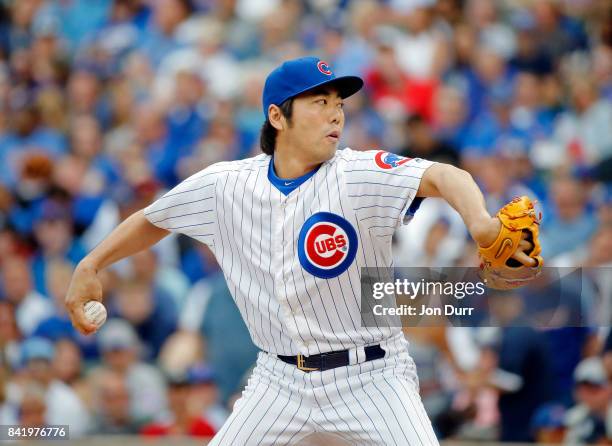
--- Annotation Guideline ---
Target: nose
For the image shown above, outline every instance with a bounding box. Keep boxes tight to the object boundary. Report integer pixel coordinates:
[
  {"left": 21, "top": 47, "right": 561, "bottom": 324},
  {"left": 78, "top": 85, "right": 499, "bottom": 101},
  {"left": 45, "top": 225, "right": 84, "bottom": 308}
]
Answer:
[{"left": 329, "top": 104, "right": 342, "bottom": 125}]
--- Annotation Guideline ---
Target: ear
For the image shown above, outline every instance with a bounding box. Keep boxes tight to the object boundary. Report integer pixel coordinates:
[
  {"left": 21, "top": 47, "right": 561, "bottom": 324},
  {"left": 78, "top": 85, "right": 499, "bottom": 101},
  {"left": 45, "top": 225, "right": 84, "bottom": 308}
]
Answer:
[{"left": 268, "top": 104, "right": 285, "bottom": 131}]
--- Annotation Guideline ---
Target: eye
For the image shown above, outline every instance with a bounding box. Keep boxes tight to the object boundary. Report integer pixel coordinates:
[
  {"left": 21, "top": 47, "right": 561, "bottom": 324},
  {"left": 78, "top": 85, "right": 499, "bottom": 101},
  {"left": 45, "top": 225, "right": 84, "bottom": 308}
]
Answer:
[
  {"left": 315, "top": 98, "right": 327, "bottom": 105},
  {"left": 338, "top": 102, "right": 344, "bottom": 109}
]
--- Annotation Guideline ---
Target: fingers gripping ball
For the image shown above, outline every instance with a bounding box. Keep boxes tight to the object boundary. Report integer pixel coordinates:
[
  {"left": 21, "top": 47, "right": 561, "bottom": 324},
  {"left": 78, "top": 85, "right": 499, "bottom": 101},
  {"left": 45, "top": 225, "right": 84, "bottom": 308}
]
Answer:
[
  {"left": 478, "top": 196, "right": 544, "bottom": 290},
  {"left": 84, "top": 301, "right": 107, "bottom": 329}
]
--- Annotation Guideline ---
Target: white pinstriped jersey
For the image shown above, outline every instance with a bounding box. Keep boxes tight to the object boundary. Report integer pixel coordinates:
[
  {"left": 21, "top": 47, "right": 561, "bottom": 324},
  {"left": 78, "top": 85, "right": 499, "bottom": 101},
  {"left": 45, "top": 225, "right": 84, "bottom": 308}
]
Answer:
[{"left": 144, "top": 148, "right": 434, "bottom": 356}]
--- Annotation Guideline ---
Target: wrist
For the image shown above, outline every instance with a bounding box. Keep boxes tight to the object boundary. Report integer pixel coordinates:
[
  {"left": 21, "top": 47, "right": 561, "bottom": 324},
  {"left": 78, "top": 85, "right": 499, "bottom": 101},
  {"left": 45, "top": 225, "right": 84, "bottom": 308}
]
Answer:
[
  {"left": 77, "top": 258, "right": 100, "bottom": 274},
  {"left": 468, "top": 214, "right": 499, "bottom": 248}
]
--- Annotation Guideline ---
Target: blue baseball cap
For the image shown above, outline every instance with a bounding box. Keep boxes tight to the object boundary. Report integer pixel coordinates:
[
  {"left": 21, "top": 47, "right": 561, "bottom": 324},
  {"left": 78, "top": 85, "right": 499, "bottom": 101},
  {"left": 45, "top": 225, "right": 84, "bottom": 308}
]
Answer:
[
  {"left": 530, "top": 403, "right": 566, "bottom": 431},
  {"left": 21, "top": 337, "right": 55, "bottom": 364},
  {"left": 262, "top": 56, "right": 363, "bottom": 119},
  {"left": 186, "top": 363, "right": 216, "bottom": 385}
]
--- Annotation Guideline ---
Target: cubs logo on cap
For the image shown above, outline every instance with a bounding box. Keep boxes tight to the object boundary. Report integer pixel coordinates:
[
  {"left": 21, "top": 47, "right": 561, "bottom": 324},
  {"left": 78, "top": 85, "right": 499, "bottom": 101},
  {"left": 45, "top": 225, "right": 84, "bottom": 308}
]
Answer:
[
  {"left": 317, "top": 61, "right": 332, "bottom": 75},
  {"left": 298, "top": 212, "right": 358, "bottom": 279},
  {"left": 374, "top": 150, "right": 412, "bottom": 170}
]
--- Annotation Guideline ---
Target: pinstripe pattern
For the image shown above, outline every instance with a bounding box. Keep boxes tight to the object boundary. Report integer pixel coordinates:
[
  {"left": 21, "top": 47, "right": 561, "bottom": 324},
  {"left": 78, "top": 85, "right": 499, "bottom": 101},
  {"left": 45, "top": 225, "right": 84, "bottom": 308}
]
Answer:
[
  {"left": 208, "top": 336, "right": 438, "bottom": 445},
  {"left": 144, "top": 149, "right": 438, "bottom": 444},
  {"left": 144, "top": 149, "right": 434, "bottom": 355}
]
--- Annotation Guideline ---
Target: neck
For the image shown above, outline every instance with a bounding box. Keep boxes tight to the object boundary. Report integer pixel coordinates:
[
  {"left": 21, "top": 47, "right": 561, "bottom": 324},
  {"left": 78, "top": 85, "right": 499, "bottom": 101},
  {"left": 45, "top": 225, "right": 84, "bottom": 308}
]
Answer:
[{"left": 273, "top": 143, "right": 322, "bottom": 179}]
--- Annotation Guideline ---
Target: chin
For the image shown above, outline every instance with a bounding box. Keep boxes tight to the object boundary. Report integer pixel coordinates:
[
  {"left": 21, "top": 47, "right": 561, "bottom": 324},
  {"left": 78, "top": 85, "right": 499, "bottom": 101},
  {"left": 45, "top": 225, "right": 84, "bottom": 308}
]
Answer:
[
  {"left": 319, "top": 148, "right": 336, "bottom": 163},
  {"left": 321, "top": 141, "right": 338, "bottom": 159},
  {"left": 304, "top": 141, "right": 337, "bottom": 165}
]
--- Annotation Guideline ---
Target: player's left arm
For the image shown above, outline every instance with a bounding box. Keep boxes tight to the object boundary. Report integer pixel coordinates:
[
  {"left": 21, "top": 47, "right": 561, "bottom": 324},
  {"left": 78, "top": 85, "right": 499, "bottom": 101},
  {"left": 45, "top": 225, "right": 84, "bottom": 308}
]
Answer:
[{"left": 417, "top": 163, "right": 536, "bottom": 266}]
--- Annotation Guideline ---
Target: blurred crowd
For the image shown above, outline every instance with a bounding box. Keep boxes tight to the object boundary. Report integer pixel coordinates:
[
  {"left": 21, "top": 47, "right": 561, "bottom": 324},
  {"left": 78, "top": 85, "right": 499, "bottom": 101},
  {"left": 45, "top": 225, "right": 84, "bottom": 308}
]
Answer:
[{"left": 0, "top": 0, "right": 611, "bottom": 443}]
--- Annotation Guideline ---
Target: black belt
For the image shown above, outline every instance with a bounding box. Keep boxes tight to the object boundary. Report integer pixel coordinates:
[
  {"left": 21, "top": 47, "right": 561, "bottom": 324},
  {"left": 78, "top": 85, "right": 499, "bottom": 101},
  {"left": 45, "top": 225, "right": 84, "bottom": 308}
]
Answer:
[{"left": 277, "top": 344, "right": 386, "bottom": 372}]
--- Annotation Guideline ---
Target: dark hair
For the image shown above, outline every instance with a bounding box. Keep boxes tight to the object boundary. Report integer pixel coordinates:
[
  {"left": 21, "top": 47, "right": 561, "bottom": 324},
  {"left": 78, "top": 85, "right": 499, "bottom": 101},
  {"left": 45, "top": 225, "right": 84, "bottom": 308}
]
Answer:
[
  {"left": 259, "top": 98, "right": 294, "bottom": 155},
  {"left": 177, "top": 0, "right": 195, "bottom": 15},
  {"left": 406, "top": 114, "right": 425, "bottom": 127}
]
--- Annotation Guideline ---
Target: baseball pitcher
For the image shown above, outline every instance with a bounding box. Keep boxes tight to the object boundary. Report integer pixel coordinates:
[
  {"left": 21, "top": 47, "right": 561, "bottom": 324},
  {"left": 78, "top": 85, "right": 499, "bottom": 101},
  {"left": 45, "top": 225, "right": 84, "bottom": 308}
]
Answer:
[{"left": 66, "top": 57, "right": 541, "bottom": 445}]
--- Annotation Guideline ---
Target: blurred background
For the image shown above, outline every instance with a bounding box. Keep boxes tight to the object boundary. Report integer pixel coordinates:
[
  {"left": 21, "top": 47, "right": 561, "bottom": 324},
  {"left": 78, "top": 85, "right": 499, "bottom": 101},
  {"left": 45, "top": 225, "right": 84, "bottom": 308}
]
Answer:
[{"left": 0, "top": 0, "right": 610, "bottom": 443}]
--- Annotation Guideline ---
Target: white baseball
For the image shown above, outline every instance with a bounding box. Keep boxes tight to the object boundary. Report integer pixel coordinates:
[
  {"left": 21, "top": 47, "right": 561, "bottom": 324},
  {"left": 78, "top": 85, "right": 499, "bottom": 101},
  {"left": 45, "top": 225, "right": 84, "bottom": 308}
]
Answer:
[{"left": 84, "top": 301, "right": 107, "bottom": 328}]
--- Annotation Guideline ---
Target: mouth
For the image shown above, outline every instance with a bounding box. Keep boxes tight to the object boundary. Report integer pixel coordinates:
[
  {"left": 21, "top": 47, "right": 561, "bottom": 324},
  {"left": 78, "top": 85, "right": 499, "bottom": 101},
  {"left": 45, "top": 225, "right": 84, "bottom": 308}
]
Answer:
[{"left": 326, "top": 131, "right": 340, "bottom": 142}]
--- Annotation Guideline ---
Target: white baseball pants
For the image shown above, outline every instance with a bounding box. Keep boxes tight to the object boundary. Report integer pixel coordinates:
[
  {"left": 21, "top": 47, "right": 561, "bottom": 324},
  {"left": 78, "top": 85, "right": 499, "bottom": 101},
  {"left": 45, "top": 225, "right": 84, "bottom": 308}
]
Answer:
[{"left": 208, "top": 334, "right": 439, "bottom": 445}]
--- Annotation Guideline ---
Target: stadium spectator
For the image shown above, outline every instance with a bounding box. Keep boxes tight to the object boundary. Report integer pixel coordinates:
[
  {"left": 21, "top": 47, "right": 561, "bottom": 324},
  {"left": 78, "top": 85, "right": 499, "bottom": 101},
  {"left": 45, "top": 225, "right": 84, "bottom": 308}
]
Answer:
[
  {"left": 19, "top": 337, "right": 91, "bottom": 436},
  {"left": 530, "top": 403, "right": 567, "bottom": 444},
  {"left": 530, "top": 0, "right": 589, "bottom": 60},
  {"left": 391, "top": 0, "right": 449, "bottom": 80},
  {"left": 112, "top": 278, "right": 177, "bottom": 357},
  {"left": 0, "top": 358, "right": 17, "bottom": 425},
  {"left": 320, "top": 1, "right": 378, "bottom": 80},
  {"left": 400, "top": 114, "right": 459, "bottom": 164},
  {"left": 17, "top": 383, "right": 47, "bottom": 429},
  {"left": 67, "top": 114, "right": 120, "bottom": 196},
  {"left": 50, "top": 338, "right": 89, "bottom": 403},
  {"left": 431, "top": 85, "right": 470, "bottom": 151},
  {"left": 178, "top": 271, "right": 258, "bottom": 404},
  {"left": 141, "top": 363, "right": 225, "bottom": 437},
  {"left": 89, "top": 368, "right": 141, "bottom": 435},
  {"left": 509, "top": 9, "right": 553, "bottom": 76},
  {"left": 154, "top": 16, "right": 241, "bottom": 102},
  {"left": 366, "top": 43, "right": 438, "bottom": 122},
  {"left": 66, "top": 69, "right": 109, "bottom": 127},
  {"left": 158, "top": 330, "right": 203, "bottom": 379},
  {"left": 479, "top": 294, "right": 557, "bottom": 443},
  {"left": 402, "top": 327, "right": 456, "bottom": 439},
  {"left": 540, "top": 175, "right": 598, "bottom": 259},
  {"left": 127, "top": 249, "right": 190, "bottom": 310},
  {"left": 4, "top": 152, "right": 55, "bottom": 237},
  {"left": 0, "top": 300, "right": 21, "bottom": 370},
  {"left": 564, "top": 357, "right": 612, "bottom": 444},
  {"left": 552, "top": 76, "right": 612, "bottom": 168},
  {"left": 31, "top": 199, "right": 86, "bottom": 296},
  {"left": 0, "top": 100, "right": 66, "bottom": 188},
  {"left": 138, "top": 0, "right": 194, "bottom": 68},
  {"left": 95, "top": 319, "right": 169, "bottom": 425},
  {"left": 0, "top": 257, "right": 54, "bottom": 337},
  {"left": 474, "top": 154, "right": 539, "bottom": 215}
]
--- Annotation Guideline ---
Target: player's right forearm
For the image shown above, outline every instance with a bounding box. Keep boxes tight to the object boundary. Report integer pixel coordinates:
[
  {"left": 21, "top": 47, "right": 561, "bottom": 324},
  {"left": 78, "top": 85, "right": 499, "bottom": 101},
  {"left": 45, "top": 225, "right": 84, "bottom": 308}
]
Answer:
[{"left": 78, "top": 210, "right": 169, "bottom": 273}]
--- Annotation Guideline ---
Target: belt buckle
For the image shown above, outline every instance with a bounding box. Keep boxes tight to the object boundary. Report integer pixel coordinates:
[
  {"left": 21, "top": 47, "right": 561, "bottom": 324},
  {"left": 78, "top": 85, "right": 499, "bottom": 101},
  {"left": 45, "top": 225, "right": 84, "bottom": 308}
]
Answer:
[{"left": 296, "top": 353, "right": 318, "bottom": 372}]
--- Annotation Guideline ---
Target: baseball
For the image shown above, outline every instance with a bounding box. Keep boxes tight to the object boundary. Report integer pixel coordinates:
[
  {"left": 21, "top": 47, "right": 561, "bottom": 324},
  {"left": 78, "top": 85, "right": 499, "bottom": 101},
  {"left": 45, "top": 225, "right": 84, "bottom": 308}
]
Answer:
[{"left": 84, "top": 301, "right": 107, "bottom": 328}]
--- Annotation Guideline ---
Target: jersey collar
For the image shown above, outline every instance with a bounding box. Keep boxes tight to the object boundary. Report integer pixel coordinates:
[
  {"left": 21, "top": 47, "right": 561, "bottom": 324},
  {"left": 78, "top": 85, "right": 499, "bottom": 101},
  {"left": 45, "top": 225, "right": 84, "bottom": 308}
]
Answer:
[{"left": 267, "top": 156, "right": 321, "bottom": 196}]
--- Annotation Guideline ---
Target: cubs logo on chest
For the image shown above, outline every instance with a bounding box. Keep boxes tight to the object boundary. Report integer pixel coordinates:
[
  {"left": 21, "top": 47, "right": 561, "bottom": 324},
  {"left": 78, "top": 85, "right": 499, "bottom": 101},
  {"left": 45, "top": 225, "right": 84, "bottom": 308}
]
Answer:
[{"left": 297, "top": 212, "right": 358, "bottom": 279}]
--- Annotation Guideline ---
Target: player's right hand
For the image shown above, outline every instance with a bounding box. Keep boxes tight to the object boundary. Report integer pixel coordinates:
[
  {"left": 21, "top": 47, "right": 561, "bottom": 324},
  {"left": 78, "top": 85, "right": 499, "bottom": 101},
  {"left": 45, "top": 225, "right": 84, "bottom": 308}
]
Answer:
[{"left": 65, "top": 261, "right": 103, "bottom": 335}]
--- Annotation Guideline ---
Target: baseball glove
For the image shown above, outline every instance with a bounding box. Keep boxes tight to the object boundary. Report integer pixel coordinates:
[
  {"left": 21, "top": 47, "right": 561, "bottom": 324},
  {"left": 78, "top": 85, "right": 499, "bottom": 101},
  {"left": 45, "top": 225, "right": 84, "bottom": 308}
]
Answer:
[{"left": 478, "top": 196, "right": 543, "bottom": 290}]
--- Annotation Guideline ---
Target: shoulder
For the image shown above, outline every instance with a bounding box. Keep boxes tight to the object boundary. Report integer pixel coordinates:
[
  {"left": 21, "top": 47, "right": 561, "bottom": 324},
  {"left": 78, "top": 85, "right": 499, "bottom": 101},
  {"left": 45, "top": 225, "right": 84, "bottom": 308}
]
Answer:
[
  {"left": 182, "top": 154, "right": 270, "bottom": 183},
  {"left": 331, "top": 147, "right": 382, "bottom": 169},
  {"left": 333, "top": 147, "right": 377, "bottom": 162},
  {"left": 210, "top": 154, "right": 269, "bottom": 172},
  {"left": 333, "top": 147, "right": 422, "bottom": 170}
]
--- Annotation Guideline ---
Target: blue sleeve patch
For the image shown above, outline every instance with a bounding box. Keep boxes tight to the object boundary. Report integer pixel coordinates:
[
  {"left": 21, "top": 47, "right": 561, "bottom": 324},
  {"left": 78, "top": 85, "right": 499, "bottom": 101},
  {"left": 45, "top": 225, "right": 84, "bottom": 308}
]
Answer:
[{"left": 406, "top": 197, "right": 425, "bottom": 217}]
